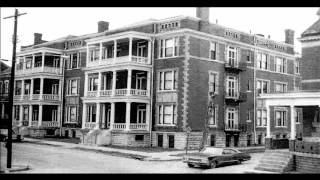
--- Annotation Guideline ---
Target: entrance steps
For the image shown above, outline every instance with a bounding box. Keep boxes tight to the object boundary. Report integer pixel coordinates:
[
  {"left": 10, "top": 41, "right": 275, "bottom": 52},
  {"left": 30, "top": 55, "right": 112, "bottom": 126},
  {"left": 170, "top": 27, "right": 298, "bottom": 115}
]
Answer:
[{"left": 254, "top": 150, "right": 293, "bottom": 173}]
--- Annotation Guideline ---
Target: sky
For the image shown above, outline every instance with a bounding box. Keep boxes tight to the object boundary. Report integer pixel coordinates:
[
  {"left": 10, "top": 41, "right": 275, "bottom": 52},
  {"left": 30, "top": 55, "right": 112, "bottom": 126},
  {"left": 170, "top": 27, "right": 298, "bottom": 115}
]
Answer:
[{"left": 1, "top": 7, "right": 319, "bottom": 66}]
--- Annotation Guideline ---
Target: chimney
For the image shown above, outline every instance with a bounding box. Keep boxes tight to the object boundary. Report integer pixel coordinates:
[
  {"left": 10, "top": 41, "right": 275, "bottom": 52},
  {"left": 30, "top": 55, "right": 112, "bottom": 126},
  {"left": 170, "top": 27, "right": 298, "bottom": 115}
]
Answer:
[
  {"left": 34, "top": 33, "right": 42, "bottom": 45},
  {"left": 285, "top": 29, "right": 295, "bottom": 45},
  {"left": 98, "top": 21, "right": 109, "bottom": 33},
  {"left": 196, "top": 7, "right": 210, "bottom": 22}
]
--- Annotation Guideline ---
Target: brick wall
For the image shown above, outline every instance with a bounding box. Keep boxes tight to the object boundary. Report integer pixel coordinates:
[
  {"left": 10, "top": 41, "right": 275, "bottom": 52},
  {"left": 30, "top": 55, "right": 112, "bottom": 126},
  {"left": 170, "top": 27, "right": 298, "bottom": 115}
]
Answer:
[
  {"left": 300, "top": 46, "right": 320, "bottom": 82},
  {"left": 295, "top": 155, "right": 320, "bottom": 173},
  {"left": 111, "top": 131, "right": 150, "bottom": 147}
]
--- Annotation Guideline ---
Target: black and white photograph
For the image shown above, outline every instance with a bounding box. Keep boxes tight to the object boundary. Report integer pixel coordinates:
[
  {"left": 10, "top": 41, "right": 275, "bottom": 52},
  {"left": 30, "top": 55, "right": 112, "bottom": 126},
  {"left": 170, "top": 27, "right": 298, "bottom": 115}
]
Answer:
[{"left": 1, "top": 7, "right": 320, "bottom": 174}]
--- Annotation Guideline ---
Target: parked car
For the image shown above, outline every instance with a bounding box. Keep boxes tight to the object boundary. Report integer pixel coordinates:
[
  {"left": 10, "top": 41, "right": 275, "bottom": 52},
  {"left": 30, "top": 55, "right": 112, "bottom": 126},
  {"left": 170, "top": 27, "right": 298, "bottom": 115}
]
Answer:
[
  {"left": 0, "top": 130, "right": 24, "bottom": 142},
  {"left": 183, "top": 147, "right": 251, "bottom": 168}
]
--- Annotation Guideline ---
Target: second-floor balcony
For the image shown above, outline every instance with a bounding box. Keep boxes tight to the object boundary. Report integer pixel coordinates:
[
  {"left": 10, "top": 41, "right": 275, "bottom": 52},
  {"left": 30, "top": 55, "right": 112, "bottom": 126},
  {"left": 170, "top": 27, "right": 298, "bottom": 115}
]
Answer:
[
  {"left": 224, "top": 61, "right": 246, "bottom": 73},
  {"left": 86, "top": 32, "right": 151, "bottom": 67},
  {"left": 16, "top": 50, "right": 63, "bottom": 76},
  {"left": 225, "top": 122, "right": 240, "bottom": 131},
  {"left": 225, "top": 91, "right": 247, "bottom": 105}
]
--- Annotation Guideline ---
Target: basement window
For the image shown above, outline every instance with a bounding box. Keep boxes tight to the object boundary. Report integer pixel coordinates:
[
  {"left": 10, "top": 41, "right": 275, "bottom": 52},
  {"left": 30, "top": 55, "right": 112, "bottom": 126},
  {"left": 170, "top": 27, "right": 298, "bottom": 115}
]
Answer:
[{"left": 135, "top": 135, "right": 144, "bottom": 141}]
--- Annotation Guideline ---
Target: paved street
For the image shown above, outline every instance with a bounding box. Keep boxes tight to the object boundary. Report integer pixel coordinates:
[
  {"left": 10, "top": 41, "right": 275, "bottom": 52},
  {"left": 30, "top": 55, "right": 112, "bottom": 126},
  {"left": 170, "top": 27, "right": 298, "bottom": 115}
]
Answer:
[{"left": 0, "top": 142, "right": 264, "bottom": 173}]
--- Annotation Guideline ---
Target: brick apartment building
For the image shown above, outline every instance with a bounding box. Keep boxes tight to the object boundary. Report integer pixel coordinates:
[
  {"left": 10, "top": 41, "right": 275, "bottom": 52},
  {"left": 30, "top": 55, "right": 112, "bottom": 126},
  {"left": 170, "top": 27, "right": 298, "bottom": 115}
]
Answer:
[
  {"left": 11, "top": 8, "right": 301, "bottom": 149},
  {"left": 0, "top": 61, "right": 11, "bottom": 128}
]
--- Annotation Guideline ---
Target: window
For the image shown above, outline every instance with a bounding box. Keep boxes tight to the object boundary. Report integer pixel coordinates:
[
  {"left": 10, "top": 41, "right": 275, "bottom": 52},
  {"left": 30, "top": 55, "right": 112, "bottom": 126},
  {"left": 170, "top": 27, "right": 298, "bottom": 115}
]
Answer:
[
  {"left": 66, "top": 106, "right": 77, "bottom": 123},
  {"left": 14, "top": 105, "right": 20, "bottom": 120},
  {"left": 24, "top": 83, "right": 30, "bottom": 95},
  {"left": 135, "top": 135, "right": 144, "bottom": 141},
  {"left": 87, "top": 104, "right": 96, "bottom": 122},
  {"left": 158, "top": 104, "right": 177, "bottom": 125},
  {"left": 275, "top": 109, "right": 287, "bottom": 127},
  {"left": 88, "top": 76, "right": 98, "bottom": 91},
  {"left": 275, "top": 57, "right": 286, "bottom": 73},
  {"left": 209, "top": 72, "right": 218, "bottom": 94},
  {"left": 159, "top": 70, "right": 177, "bottom": 91},
  {"left": 0, "top": 81, "right": 2, "bottom": 95},
  {"left": 257, "top": 52, "right": 268, "bottom": 70},
  {"left": 159, "top": 37, "right": 179, "bottom": 58},
  {"left": 68, "top": 53, "right": 79, "bottom": 69},
  {"left": 226, "top": 76, "right": 238, "bottom": 98},
  {"left": 15, "top": 81, "right": 22, "bottom": 95},
  {"left": 227, "top": 46, "right": 238, "bottom": 67},
  {"left": 4, "top": 81, "right": 9, "bottom": 94},
  {"left": 246, "top": 109, "right": 251, "bottom": 122},
  {"left": 257, "top": 109, "right": 267, "bottom": 127},
  {"left": 67, "top": 79, "right": 78, "bottom": 95},
  {"left": 275, "top": 82, "right": 287, "bottom": 93},
  {"left": 257, "top": 80, "right": 269, "bottom": 95},
  {"left": 226, "top": 107, "right": 238, "bottom": 129},
  {"left": 210, "top": 42, "right": 217, "bottom": 60},
  {"left": 295, "top": 108, "right": 300, "bottom": 123},
  {"left": 90, "top": 49, "right": 99, "bottom": 61},
  {"left": 294, "top": 60, "right": 300, "bottom": 74},
  {"left": 23, "top": 106, "right": 29, "bottom": 121},
  {"left": 209, "top": 104, "right": 218, "bottom": 126},
  {"left": 25, "top": 60, "right": 32, "bottom": 69},
  {"left": 246, "top": 50, "right": 252, "bottom": 62}
]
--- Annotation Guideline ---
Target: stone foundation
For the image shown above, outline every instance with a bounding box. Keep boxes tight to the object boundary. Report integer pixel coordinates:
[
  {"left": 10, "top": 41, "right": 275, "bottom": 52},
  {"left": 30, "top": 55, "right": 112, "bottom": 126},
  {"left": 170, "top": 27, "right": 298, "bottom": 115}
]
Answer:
[
  {"left": 294, "top": 153, "right": 320, "bottom": 173},
  {"left": 111, "top": 131, "right": 150, "bottom": 147}
]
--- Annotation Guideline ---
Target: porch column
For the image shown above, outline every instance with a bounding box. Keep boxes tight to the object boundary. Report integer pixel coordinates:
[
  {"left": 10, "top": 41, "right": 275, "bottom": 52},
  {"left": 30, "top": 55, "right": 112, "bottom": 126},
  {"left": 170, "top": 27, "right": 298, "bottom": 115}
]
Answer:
[
  {"left": 42, "top": 52, "right": 45, "bottom": 71},
  {"left": 148, "top": 40, "right": 151, "bottom": 64},
  {"left": 110, "top": 102, "right": 115, "bottom": 130},
  {"left": 98, "top": 72, "right": 102, "bottom": 97},
  {"left": 112, "top": 71, "right": 117, "bottom": 96},
  {"left": 86, "top": 44, "right": 89, "bottom": 65},
  {"left": 82, "top": 103, "right": 87, "bottom": 129},
  {"left": 28, "top": 105, "right": 32, "bottom": 127},
  {"left": 146, "top": 103, "right": 150, "bottom": 131},
  {"left": 38, "top": 104, "right": 43, "bottom": 126},
  {"left": 127, "top": 69, "right": 132, "bottom": 96},
  {"left": 32, "top": 54, "right": 35, "bottom": 68},
  {"left": 40, "top": 77, "right": 44, "bottom": 100},
  {"left": 101, "top": 104, "right": 106, "bottom": 128},
  {"left": 147, "top": 71, "right": 151, "bottom": 96},
  {"left": 290, "top": 105, "right": 296, "bottom": 140},
  {"left": 57, "top": 105, "right": 61, "bottom": 124},
  {"left": 21, "top": 79, "right": 25, "bottom": 99},
  {"left": 84, "top": 73, "right": 88, "bottom": 97},
  {"left": 19, "top": 105, "right": 23, "bottom": 124},
  {"left": 125, "top": 102, "right": 131, "bottom": 131},
  {"left": 95, "top": 103, "right": 100, "bottom": 129},
  {"left": 129, "top": 37, "right": 132, "bottom": 61},
  {"left": 266, "top": 105, "right": 271, "bottom": 138},
  {"left": 19, "top": 105, "right": 23, "bottom": 126},
  {"left": 113, "top": 40, "right": 117, "bottom": 61},
  {"left": 58, "top": 79, "right": 62, "bottom": 100},
  {"left": 99, "top": 42, "right": 103, "bottom": 60},
  {"left": 30, "top": 78, "right": 34, "bottom": 99}
]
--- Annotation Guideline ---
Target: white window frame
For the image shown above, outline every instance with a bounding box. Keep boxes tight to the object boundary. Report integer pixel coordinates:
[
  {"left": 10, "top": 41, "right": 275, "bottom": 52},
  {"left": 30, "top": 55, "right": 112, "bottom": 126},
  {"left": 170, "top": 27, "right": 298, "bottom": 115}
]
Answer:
[
  {"left": 66, "top": 106, "right": 78, "bottom": 123},
  {"left": 159, "top": 37, "right": 179, "bottom": 58},
  {"left": 294, "top": 60, "right": 300, "bottom": 74},
  {"left": 256, "top": 109, "right": 267, "bottom": 127},
  {"left": 68, "top": 53, "right": 80, "bottom": 69},
  {"left": 158, "top": 69, "right": 178, "bottom": 91},
  {"left": 86, "top": 104, "right": 96, "bottom": 123},
  {"left": 209, "top": 104, "right": 218, "bottom": 126},
  {"left": 226, "top": 76, "right": 238, "bottom": 98},
  {"left": 67, "top": 78, "right": 79, "bottom": 95},
  {"left": 275, "top": 108, "right": 287, "bottom": 128},
  {"left": 225, "top": 107, "right": 238, "bottom": 129},
  {"left": 226, "top": 46, "right": 239, "bottom": 67},
  {"left": 157, "top": 104, "right": 177, "bottom": 126},
  {"left": 208, "top": 71, "right": 219, "bottom": 95},
  {"left": 210, "top": 42, "right": 217, "bottom": 60},
  {"left": 137, "top": 105, "right": 146, "bottom": 124},
  {"left": 275, "top": 57, "right": 287, "bottom": 73},
  {"left": 4, "top": 80, "right": 9, "bottom": 94},
  {"left": 274, "top": 81, "right": 288, "bottom": 93},
  {"left": 257, "top": 52, "right": 269, "bottom": 70},
  {"left": 88, "top": 76, "right": 98, "bottom": 91},
  {"left": 256, "top": 79, "right": 270, "bottom": 95}
]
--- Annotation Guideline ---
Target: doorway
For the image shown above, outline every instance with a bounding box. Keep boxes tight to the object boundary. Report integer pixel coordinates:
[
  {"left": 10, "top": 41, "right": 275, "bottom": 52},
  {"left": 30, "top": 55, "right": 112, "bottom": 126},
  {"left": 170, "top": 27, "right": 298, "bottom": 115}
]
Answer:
[
  {"left": 226, "top": 134, "right": 231, "bottom": 147},
  {"left": 234, "top": 135, "right": 239, "bottom": 147},
  {"left": 168, "top": 135, "right": 175, "bottom": 148},
  {"left": 157, "top": 134, "right": 163, "bottom": 147},
  {"left": 247, "top": 135, "right": 252, "bottom": 146}
]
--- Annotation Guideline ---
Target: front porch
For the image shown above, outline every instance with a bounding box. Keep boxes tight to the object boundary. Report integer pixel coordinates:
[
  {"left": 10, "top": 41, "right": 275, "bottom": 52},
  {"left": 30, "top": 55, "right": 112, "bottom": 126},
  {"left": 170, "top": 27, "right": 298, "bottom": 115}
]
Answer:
[{"left": 82, "top": 102, "right": 150, "bottom": 131}]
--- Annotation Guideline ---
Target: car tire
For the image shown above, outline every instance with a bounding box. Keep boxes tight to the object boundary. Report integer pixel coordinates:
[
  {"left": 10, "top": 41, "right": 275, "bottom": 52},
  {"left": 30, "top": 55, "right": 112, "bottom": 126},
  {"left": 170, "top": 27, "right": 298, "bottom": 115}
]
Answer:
[
  {"left": 237, "top": 160, "right": 242, "bottom": 164},
  {"left": 209, "top": 161, "right": 217, "bottom": 169},
  {"left": 188, "top": 163, "right": 194, "bottom": 168}
]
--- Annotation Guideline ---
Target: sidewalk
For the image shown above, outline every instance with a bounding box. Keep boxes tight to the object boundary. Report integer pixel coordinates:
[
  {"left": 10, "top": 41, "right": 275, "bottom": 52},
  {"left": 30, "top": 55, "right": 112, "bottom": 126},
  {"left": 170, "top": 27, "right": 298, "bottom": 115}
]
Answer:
[{"left": 23, "top": 137, "right": 196, "bottom": 161}]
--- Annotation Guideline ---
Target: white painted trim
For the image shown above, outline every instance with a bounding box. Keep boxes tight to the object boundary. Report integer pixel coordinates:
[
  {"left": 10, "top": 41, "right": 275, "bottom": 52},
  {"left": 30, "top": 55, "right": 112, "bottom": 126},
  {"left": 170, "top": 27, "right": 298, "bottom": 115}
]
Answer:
[
  {"left": 247, "top": 66, "right": 299, "bottom": 77},
  {"left": 189, "top": 55, "right": 225, "bottom": 64},
  {"left": 302, "top": 79, "right": 320, "bottom": 83}
]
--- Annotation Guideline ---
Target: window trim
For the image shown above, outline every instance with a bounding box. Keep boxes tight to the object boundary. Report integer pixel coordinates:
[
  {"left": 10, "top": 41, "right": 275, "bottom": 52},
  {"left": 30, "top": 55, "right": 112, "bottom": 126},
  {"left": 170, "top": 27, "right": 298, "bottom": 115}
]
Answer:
[
  {"left": 209, "top": 42, "right": 218, "bottom": 60},
  {"left": 256, "top": 108, "right": 267, "bottom": 127},
  {"left": 274, "top": 108, "right": 288, "bottom": 128},
  {"left": 256, "top": 79, "right": 270, "bottom": 95},
  {"left": 67, "top": 78, "right": 80, "bottom": 96},
  {"left": 274, "top": 81, "right": 288, "bottom": 93},
  {"left": 158, "top": 37, "right": 179, "bottom": 59},
  {"left": 208, "top": 71, "right": 219, "bottom": 95},
  {"left": 158, "top": 69, "right": 178, "bottom": 92},
  {"left": 157, "top": 104, "right": 177, "bottom": 126},
  {"left": 209, "top": 104, "right": 218, "bottom": 127},
  {"left": 66, "top": 106, "right": 78, "bottom": 123}
]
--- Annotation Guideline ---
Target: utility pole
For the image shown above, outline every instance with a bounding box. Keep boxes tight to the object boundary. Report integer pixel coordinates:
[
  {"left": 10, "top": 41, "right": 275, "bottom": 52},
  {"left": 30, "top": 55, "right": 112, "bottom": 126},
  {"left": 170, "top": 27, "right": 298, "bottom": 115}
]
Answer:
[{"left": 3, "top": 8, "right": 27, "bottom": 169}]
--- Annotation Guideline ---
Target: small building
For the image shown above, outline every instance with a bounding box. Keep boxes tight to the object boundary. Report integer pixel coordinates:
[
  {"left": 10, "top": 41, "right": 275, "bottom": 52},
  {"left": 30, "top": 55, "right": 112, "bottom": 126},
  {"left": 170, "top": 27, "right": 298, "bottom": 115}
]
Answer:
[{"left": 0, "top": 61, "right": 11, "bottom": 129}]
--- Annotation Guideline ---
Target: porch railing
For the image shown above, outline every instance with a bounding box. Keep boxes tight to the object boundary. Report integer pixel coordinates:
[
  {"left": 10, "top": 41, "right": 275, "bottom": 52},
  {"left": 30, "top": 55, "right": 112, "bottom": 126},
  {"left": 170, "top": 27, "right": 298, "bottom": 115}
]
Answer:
[
  {"left": 32, "top": 94, "right": 40, "bottom": 100},
  {"left": 130, "top": 89, "right": 147, "bottom": 96},
  {"left": 131, "top": 56, "right": 148, "bottom": 64},
  {"left": 87, "top": 91, "right": 97, "bottom": 97},
  {"left": 42, "top": 94, "right": 60, "bottom": 101},
  {"left": 14, "top": 95, "right": 21, "bottom": 100},
  {"left": 22, "top": 95, "right": 29, "bottom": 100},
  {"left": 84, "top": 122, "right": 97, "bottom": 129},
  {"left": 31, "top": 121, "right": 38, "bottom": 127},
  {"left": 113, "top": 123, "right": 126, "bottom": 130},
  {"left": 42, "top": 121, "right": 60, "bottom": 127},
  {"left": 100, "top": 90, "right": 112, "bottom": 97},
  {"left": 115, "top": 89, "right": 127, "bottom": 96},
  {"left": 129, "top": 123, "right": 147, "bottom": 130}
]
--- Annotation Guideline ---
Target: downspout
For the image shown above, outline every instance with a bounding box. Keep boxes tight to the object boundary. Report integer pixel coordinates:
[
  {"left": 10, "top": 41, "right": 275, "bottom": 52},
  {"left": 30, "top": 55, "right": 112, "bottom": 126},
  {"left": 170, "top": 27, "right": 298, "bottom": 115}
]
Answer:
[
  {"left": 60, "top": 55, "right": 66, "bottom": 137},
  {"left": 253, "top": 37, "right": 257, "bottom": 145},
  {"left": 149, "top": 24, "right": 156, "bottom": 146}
]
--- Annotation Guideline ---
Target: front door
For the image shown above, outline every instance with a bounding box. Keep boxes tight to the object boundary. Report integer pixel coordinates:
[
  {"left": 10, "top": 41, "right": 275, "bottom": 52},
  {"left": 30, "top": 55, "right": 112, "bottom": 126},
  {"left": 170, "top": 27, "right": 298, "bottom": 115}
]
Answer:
[
  {"left": 168, "top": 135, "right": 175, "bottom": 148},
  {"left": 226, "top": 134, "right": 231, "bottom": 147},
  {"left": 157, "top": 134, "right": 163, "bottom": 147},
  {"left": 247, "top": 135, "right": 251, "bottom": 146},
  {"left": 234, "top": 135, "right": 239, "bottom": 147}
]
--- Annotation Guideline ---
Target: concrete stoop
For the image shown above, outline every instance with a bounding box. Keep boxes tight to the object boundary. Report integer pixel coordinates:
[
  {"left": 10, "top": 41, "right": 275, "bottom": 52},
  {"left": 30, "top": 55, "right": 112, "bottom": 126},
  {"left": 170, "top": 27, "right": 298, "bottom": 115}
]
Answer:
[{"left": 254, "top": 150, "right": 293, "bottom": 173}]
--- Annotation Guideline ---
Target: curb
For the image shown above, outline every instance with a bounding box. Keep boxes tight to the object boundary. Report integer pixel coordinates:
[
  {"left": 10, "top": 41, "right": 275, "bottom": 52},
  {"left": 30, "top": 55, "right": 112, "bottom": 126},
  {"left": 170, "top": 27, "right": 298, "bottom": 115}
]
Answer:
[
  {"left": 0, "top": 165, "right": 31, "bottom": 173},
  {"left": 144, "top": 158, "right": 182, "bottom": 162}
]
